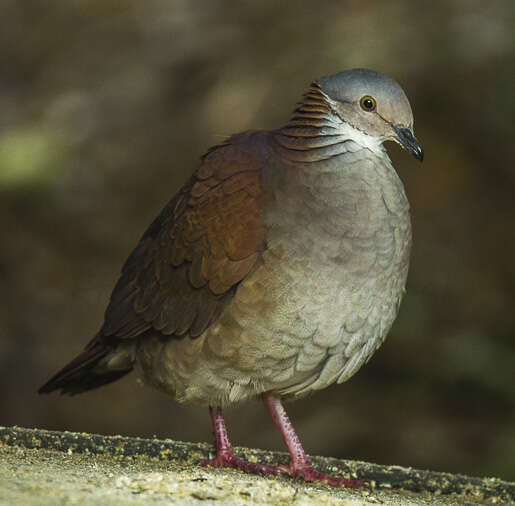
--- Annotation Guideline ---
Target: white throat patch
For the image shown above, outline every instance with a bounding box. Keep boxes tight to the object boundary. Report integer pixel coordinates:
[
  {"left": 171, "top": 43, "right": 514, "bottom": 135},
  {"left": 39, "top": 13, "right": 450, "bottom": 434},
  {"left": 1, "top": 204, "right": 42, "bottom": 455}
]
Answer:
[
  {"left": 334, "top": 120, "right": 385, "bottom": 155},
  {"left": 322, "top": 95, "right": 385, "bottom": 156}
]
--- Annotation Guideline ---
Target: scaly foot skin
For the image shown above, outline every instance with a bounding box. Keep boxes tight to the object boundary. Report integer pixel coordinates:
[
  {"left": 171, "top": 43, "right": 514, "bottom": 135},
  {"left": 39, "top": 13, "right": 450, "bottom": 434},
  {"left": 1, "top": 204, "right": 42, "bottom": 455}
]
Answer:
[
  {"left": 287, "top": 460, "right": 362, "bottom": 488},
  {"left": 199, "top": 451, "right": 361, "bottom": 487},
  {"left": 201, "top": 406, "right": 287, "bottom": 477},
  {"left": 263, "top": 394, "right": 362, "bottom": 488},
  {"left": 203, "top": 404, "right": 361, "bottom": 487},
  {"left": 199, "top": 450, "right": 285, "bottom": 476}
]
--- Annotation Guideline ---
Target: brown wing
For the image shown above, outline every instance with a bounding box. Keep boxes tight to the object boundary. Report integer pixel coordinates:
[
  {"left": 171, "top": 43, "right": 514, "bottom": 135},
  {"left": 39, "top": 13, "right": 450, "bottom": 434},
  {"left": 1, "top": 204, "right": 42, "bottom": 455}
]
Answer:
[{"left": 101, "top": 138, "right": 266, "bottom": 342}]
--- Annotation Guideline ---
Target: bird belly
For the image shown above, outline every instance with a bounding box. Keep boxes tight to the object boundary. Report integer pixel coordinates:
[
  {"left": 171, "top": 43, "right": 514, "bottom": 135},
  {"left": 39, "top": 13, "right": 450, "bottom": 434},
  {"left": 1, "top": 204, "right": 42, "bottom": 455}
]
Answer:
[
  {"left": 136, "top": 155, "right": 412, "bottom": 406},
  {"left": 136, "top": 220, "right": 409, "bottom": 406}
]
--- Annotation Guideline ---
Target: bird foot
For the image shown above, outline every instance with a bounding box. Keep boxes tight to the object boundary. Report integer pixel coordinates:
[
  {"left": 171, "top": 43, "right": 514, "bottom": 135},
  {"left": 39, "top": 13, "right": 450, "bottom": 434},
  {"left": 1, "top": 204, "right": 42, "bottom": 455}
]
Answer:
[
  {"left": 199, "top": 452, "right": 360, "bottom": 488},
  {"left": 287, "top": 461, "right": 361, "bottom": 488},
  {"left": 199, "top": 451, "right": 285, "bottom": 477},
  {"left": 202, "top": 404, "right": 361, "bottom": 488}
]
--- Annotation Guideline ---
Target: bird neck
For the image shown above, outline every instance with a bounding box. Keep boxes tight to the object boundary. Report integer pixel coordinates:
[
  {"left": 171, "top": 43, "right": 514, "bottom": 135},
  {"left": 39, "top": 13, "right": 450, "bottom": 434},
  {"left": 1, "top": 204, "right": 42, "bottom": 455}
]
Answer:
[
  {"left": 274, "top": 82, "right": 384, "bottom": 165},
  {"left": 262, "top": 83, "right": 408, "bottom": 228}
]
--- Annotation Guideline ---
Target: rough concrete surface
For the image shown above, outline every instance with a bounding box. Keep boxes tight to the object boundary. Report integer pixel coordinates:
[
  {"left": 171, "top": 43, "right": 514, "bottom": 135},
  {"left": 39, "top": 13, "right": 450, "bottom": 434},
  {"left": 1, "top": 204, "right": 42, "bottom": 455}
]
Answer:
[{"left": 0, "top": 426, "right": 513, "bottom": 505}]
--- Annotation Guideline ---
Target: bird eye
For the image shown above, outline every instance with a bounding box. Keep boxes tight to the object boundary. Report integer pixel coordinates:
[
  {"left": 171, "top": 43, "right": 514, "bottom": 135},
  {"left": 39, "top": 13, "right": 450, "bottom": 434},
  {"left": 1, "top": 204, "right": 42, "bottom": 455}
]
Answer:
[{"left": 360, "top": 95, "right": 376, "bottom": 112}]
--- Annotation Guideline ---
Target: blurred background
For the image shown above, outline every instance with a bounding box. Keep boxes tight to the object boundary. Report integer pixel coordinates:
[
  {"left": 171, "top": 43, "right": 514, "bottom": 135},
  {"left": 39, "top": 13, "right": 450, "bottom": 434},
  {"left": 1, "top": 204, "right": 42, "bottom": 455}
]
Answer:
[{"left": 1, "top": 0, "right": 514, "bottom": 482}]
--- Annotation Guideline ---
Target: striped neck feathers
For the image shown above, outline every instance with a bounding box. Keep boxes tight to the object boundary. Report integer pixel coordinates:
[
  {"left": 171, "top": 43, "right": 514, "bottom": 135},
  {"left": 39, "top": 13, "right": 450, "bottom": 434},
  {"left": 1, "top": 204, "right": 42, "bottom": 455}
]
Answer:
[{"left": 276, "top": 83, "right": 384, "bottom": 163}]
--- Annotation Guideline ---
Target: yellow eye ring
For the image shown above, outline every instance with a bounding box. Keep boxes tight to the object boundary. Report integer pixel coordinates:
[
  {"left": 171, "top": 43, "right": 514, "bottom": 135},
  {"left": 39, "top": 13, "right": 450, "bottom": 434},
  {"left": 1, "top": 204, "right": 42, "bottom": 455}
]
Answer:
[{"left": 360, "top": 95, "right": 376, "bottom": 112}]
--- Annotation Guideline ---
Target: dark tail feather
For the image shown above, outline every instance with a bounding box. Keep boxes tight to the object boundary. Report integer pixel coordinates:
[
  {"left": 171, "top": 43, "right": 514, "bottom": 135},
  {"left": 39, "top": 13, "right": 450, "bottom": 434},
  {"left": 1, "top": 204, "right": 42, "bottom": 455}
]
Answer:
[{"left": 38, "top": 340, "right": 133, "bottom": 396}]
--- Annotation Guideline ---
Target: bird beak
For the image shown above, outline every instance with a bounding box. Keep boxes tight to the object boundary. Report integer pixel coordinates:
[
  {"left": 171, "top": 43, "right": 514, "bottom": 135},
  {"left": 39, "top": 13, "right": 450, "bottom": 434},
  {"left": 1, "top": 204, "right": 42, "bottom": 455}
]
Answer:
[{"left": 393, "top": 125, "right": 424, "bottom": 162}]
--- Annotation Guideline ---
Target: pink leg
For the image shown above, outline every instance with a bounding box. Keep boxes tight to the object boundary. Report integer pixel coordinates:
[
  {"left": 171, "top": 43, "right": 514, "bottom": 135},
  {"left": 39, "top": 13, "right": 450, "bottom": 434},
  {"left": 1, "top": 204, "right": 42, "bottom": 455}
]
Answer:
[
  {"left": 199, "top": 406, "right": 284, "bottom": 476},
  {"left": 263, "top": 393, "right": 361, "bottom": 488}
]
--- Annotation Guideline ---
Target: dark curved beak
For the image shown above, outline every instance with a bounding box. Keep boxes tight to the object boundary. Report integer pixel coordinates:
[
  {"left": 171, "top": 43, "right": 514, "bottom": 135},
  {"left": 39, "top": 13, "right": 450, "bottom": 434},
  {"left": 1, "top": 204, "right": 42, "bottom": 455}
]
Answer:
[{"left": 393, "top": 125, "right": 424, "bottom": 162}]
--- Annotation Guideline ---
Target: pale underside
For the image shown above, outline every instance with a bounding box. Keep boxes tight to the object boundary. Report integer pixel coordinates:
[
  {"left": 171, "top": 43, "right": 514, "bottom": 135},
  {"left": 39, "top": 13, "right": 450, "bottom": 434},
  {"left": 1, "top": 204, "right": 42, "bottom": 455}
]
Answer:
[{"left": 135, "top": 129, "right": 411, "bottom": 407}]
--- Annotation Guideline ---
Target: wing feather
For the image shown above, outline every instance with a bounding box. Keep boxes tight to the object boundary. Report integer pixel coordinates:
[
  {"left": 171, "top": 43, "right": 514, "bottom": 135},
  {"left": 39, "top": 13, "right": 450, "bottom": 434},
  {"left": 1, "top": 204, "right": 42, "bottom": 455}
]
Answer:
[{"left": 100, "top": 138, "right": 266, "bottom": 342}]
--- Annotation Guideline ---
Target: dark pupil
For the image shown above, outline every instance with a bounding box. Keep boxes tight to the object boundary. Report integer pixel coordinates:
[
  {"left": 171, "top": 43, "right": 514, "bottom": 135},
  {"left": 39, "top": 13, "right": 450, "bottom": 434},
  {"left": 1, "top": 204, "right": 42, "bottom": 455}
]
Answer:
[{"left": 363, "top": 99, "right": 373, "bottom": 109}]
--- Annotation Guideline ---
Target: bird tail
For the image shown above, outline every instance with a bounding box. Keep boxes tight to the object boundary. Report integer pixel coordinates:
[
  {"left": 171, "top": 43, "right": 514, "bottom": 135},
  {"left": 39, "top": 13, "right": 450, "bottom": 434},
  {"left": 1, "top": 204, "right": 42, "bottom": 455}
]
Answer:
[{"left": 38, "top": 337, "right": 134, "bottom": 396}]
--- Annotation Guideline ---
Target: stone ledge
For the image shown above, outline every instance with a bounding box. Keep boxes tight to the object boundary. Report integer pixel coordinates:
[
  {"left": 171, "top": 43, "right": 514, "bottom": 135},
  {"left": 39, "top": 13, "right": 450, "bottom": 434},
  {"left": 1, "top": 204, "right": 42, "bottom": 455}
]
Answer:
[{"left": 0, "top": 425, "right": 513, "bottom": 505}]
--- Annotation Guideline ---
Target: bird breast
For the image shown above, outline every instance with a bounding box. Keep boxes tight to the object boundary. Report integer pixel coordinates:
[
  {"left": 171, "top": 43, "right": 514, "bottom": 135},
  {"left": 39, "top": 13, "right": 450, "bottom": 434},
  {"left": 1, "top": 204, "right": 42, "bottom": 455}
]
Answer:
[{"left": 137, "top": 146, "right": 411, "bottom": 406}]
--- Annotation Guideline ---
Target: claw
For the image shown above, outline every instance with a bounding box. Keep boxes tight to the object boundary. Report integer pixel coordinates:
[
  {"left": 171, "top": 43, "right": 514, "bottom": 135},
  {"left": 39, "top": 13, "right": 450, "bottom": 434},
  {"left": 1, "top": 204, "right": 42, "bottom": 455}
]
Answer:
[
  {"left": 203, "top": 404, "right": 361, "bottom": 488},
  {"left": 199, "top": 450, "right": 284, "bottom": 476}
]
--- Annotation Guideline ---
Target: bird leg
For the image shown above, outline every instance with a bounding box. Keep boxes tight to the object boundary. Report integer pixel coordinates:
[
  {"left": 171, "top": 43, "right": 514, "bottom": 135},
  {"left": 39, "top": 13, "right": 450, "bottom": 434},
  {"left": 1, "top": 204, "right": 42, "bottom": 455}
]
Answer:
[
  {"left": 263, "top": 393, "right": 361, "bottom": 488},
  {"left": 199, "top": 406, "right": 284, "bottom": 476}
]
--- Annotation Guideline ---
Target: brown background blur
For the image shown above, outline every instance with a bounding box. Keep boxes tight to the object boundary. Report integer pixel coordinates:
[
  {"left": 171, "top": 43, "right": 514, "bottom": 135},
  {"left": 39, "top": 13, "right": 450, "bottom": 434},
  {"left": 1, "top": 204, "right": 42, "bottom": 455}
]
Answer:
[{"left": 1, "top": 0, "right": 514, "bottom": 482}]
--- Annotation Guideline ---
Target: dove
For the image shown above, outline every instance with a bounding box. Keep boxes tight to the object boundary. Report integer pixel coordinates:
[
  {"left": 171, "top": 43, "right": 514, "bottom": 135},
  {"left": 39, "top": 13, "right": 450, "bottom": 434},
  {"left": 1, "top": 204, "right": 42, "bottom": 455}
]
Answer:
[{"left": 40, "top": 68, "right": 423, "bottom": 486}]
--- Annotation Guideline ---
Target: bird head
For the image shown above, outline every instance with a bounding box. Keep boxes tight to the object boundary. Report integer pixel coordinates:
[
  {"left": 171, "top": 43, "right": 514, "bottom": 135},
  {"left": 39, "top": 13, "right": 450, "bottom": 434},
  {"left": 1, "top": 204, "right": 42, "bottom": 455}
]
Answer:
[{"left": 318, "top": 68, "right": 423, "bottom": 161}]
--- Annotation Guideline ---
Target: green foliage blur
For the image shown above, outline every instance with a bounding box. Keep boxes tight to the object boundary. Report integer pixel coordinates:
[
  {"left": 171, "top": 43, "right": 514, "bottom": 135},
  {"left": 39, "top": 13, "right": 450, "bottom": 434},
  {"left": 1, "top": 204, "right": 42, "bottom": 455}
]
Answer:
[{"left": 1, "top": 0, "right": 514, "bottom": 481}]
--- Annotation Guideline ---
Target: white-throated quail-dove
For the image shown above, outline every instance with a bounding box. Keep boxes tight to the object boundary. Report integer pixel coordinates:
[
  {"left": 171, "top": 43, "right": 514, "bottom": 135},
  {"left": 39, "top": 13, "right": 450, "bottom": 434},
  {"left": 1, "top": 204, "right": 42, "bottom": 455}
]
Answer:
[{"left": 40, "top": 68, "right": 423, "bottom": 487}]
